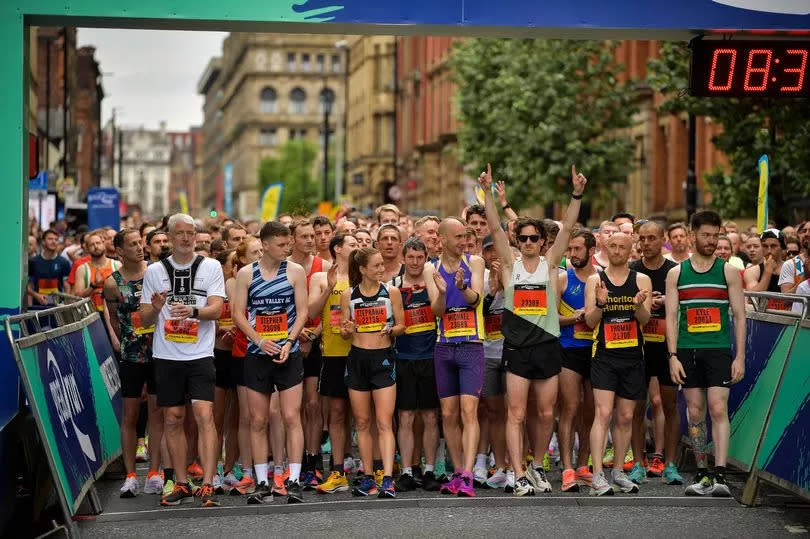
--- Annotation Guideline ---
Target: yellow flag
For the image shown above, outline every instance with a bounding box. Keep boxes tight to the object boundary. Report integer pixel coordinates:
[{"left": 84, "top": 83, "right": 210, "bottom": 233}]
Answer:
[
  {"left": 178, "top": 190, "right": 189, "bottom": 215},
  {"left": 756, "top": 155, "right": 769, "bottom": 234},
  {"left": 260, "top": 184, "right": 283, "bottom": 222}
]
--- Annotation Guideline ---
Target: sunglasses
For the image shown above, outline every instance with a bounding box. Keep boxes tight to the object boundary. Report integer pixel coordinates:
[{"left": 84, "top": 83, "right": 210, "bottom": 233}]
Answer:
[
  {"left": 788, "top": 250, "right": 800, "bottom": 256},
  {"left": 518, "top": 234, "right": 541, "bottom": 243}
]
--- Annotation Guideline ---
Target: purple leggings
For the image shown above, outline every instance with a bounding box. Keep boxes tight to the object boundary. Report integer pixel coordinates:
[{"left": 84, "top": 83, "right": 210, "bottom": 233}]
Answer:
[{"left": 434, "top": 342, "right": 485, "bottom": 399}]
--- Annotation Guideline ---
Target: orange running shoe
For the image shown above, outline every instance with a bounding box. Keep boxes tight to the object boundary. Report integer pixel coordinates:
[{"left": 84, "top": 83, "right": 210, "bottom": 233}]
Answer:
[
  {"left": 575, "top": 466, "right": 593, "bottom": 487},
  {"left": 648, "top": 455, "right": 665, "bottom": 477},
  {"left": 272, "top": 472, "right": 288, "bottom": 496},
  {"left": 230, "top": 475, "right": 256, "bottom": 495},
  {"left": 561, "top": 468, "right": 579, "bottom": 492},
  {"left": 622, "top": 450, "right": 635, "bottom": 472},
  {"left": 186, "top": 462, "right": 204, "bottom": 481}
]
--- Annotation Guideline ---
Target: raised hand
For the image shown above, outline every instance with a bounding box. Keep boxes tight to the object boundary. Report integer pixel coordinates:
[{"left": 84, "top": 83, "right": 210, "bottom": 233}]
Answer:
[
  {"left": 326, "top": 263, "right": 338, "bottom": 290},
  {"left": 489, "top": 260, "right": 502, "bottom": 293},
  {"left": 455, "top": 267, "right": 466, "bottom": 290},
  {"left": 478, "top": 163, "right": 493, "bottom": 191},
  {"left": 596, "top": 280, "right": 609, "bottom": 304},
  {"left": 571, "top": 165, "right": 587, "bottom": 196},
  {"left": 495, "top": 181, "right": 508, "bottom": 207}
]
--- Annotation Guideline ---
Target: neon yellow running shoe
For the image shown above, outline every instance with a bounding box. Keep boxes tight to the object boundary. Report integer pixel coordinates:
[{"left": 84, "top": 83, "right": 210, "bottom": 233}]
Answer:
[{"left": 542, "top": 453, "right": 552, "bottom": 473}]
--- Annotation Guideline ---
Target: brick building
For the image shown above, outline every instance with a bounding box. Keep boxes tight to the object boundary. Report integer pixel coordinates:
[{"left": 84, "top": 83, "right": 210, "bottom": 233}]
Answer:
[
  {"left": 167, "top": 130, "right": 201, "bottom": 214},
  {"left": 73, "top": 46, "right": 104, "bottom": 195}
]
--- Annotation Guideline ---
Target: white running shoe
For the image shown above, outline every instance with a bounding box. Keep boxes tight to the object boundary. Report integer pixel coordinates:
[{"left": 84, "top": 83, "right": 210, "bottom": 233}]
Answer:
[
  {"left": 612, "top": 469, "right": 640, "bottom": 493},
  {"left": 590, "top": 471, "right": 614, "bottom": 496},
  {"left": 120, "top": 475, "right": 139, "bottom": 498},
  {"left": 514, "top": 476, "right": 535, "bottom": 496},
  {"left": 223, "top": 471, "right": 239, "bottom": 490},
  {"left": 533, "top": 467, "right": 552, "bottom": 493},
  {"left": 135, "top": 443, "right": 148, "bottom": 463},
  {"left": 213, "top": 473, "right": 224, "bottom": 494},
  {"left": 473, "top": 466, "right": 488, "bottom": 487},
  {"left": 485, "top": 468, "right": 507, "bottom": 489},
  {"left": 343, "top": 456, "right": 358, "bottom": 475},
  {"left": 143, "top": 473, "right": 164, "bottom": 495},
  {"left": 504, "top": 468, "right": 516, "bottom": 493}
]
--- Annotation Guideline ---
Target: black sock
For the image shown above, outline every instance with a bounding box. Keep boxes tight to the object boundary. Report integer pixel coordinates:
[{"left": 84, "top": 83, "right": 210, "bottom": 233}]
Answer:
[
  {"left": 373, "top": 459, "right": 383, "bottom": 471},
  {"left": 344, "top": 453, "right": 353, "bottom": 460},
  {"left": 321, "top": 431, "right": 329, "bottom": 445},
  {"left": 714, "top": 465, "right": 727, "bottom": 475},
  {"left": 164, "top": 468, "right": 175, "bottom": 482},
  {"left": 315, "top": 453, "right": 323, "bottom": 472}
]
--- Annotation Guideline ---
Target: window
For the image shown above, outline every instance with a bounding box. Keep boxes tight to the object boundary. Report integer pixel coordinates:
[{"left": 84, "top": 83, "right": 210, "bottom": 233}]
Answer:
[
  {"left": 316, "top": 54, "right": 324, "bottom": 73},
  {"left": 319, "top": 87, "right": 335, "bottom": 114},
  {"left": 289, "top": 128, "right": 308, "bottom": 140},
  {"left": 289, "top": 88, "right": 307, "bottom": 114},
  {"left": 260, "top": 128, "right": 278, "bottom": 146},
  {"left": 154, "top": 151, "right": 163, "bottom": 160},
  {"left": 260, "top": 87, "right": 277, "bottom": 113},
  {"left": 136, "top": 151, "right": 147, "bottom": 160},
  {"left": 331, "top": 54, "right": 341, "bottom": 73},
  {"left": 287, "top": 52, "right": 296, "bottom": 72},
  {"left": 352, "top": 172, "right": 364, "bottom": 186},
  {"left": 301, "top": 53, "right": 311, "bottom": 72}
]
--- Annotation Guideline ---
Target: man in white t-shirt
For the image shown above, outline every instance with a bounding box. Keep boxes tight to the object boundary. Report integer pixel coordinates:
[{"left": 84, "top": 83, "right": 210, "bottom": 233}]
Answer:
[{"left": 140, "top": 213, "right": 225, "bottom": 508}]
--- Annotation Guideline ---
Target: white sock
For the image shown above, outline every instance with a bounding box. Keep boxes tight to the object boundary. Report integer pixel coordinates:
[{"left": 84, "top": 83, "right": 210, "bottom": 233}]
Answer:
[
  {"left": 275, "top": 465, "right": 284, "bottom": 477},
  {"left": 403, "top": 466, "right": 413, "bottom": 476},
  {"left": 289, "top": 462, "right": 301, "bottom": 483},
  {"left": 255, "top": 463, "right": 268, "bottom": 485},
  {"left": 424, "top": 464, "right": 434, "bottom": 472},
  {"left": 475, "top": 453, "right": 487, "bottom": 470}
]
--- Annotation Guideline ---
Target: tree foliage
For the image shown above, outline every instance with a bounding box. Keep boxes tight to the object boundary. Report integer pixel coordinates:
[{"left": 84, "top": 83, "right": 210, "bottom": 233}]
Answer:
[
  {"left": 647, "top": 41, "right": 810, "bottom": 223},
  {"left": 453, "top": 39, "right": 639, "bottom": 210},
  {"left": 258, "top": 139, "right": 334, "bottom": 215}
]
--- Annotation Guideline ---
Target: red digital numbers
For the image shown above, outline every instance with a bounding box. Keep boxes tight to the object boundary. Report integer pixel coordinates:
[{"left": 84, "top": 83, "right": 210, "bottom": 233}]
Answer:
[
  {"left": 743, "top": 49, "right": 773, "bottom": 91},
  {"left": 708, "top": 48, "right": 737, "bottom": 91},
  {"left": 782, "top": 49, "right": 808, "bottom": 92}
]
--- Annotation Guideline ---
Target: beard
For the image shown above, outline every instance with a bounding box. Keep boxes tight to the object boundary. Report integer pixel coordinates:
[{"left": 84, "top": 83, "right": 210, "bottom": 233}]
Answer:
[{"left": 570, "top": 256, "right": 589, "bottom": 269}]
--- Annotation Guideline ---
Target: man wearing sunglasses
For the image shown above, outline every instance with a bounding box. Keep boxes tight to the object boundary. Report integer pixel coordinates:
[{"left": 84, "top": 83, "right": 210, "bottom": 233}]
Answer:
[
  {"left": 780, "top": 228, "right": 809, "bottom": 295},
  {"left": 479, "top": 163, "right": 586, "bottom": 496}
]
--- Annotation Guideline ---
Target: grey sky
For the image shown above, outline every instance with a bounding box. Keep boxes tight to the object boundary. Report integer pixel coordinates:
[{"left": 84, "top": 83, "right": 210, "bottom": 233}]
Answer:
[{"left": 77, "top": 29, "right": 228, "bottom": 132}]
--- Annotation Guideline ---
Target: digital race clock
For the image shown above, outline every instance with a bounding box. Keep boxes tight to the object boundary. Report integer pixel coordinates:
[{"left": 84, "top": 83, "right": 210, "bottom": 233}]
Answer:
[{"left": 689, "top": 40, "right": 810, "bottom": 97}]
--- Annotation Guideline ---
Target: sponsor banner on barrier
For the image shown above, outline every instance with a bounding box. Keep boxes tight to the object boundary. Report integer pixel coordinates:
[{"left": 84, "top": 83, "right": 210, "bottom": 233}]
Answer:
[{"left": 16, "top": 317, "right": 121, "bottom": 514}]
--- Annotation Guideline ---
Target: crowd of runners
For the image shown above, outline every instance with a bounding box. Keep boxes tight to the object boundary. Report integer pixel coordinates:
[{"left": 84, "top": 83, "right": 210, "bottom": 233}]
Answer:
[{"left": 26, "top": 163, "right": 809, "bottom": 507}]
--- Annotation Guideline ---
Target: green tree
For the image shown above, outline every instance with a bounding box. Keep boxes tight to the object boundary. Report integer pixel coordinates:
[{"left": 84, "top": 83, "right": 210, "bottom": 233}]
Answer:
[
  {"left": 258, "top": 139, "right": 334, "bottom": 215},
  {"left": 647, "top": 41, "right": 810, "bottom": 223},
  {"left": 453, "top": 39, "right": 639, "bottom": 210}
]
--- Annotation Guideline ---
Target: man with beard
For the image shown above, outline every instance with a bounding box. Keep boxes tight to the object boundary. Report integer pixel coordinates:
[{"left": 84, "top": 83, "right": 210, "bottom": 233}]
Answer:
[
  {"left": 28, "top": 229, "right": 72, "bottom": 305},
  {"left": 377, "top": 224, "right": 404, "bottom": 281},
  {"left": 146, "top": 229, "right": 171, "bottom": 264},
  {"left": 74, "top": 229, "right": 122, "bottom": 312},
  {"left": 665, "top": 210, "right": 746, "bottom": 497}
]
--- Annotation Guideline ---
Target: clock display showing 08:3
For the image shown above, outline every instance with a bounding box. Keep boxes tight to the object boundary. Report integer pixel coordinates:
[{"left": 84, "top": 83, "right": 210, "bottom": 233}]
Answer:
[{"left": 689, "top": 40, "right": 810, "bottom": 98}]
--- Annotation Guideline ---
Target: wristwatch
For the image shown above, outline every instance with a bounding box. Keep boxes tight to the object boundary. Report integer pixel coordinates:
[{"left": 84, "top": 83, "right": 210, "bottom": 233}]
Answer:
[
  {"left": 667, "top": 351, "right": 678, "bottom": 359},
  {"left": 191, "top": 306, "right": 199, "bottom": 319},
  {"left": 595, "top": 300, "right": 606, "bottom": 309}
]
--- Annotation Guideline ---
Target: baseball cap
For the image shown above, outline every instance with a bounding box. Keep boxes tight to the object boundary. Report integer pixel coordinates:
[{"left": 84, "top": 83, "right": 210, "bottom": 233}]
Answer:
[
  {"left": 482, "top": 235, "right": 494, "bottom": 249},
  {"left": 761, "top": 228, "right": 786, "bottom": 249}
]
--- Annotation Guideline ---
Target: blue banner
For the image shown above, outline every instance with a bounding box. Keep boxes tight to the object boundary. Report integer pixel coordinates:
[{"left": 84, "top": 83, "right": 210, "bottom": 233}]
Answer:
[
  {"left": 224, "top": 163, "right": 233, "bottom": 217},
  {"left": 87, "top": 187, "right": 120, "bottom": 231}
]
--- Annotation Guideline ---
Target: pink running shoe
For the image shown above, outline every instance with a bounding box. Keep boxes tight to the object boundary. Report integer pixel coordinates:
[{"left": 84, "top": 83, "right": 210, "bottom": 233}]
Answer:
[
  {"left": 457, "top": 471, "right": 476, "bottom": 497},
  {"left": 439, "top": 473, "right": 461, "bottom": 495}
]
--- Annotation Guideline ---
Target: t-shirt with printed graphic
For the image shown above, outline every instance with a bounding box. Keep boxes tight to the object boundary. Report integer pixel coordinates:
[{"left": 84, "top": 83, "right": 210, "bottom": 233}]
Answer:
[
  {"left": 141, "top": 255, "right": 225, "bottom": 361},
  {"left": 112, "top": 271, "right": 153, "bottom": 363}
]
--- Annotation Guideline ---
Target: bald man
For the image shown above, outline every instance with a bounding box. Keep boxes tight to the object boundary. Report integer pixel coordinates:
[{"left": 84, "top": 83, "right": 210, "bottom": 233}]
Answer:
[
  {"left": 585, "top": 232, "right": 652, "bottom": 496},
  {"left": 593, "top": 221, "right": 619, "bottom": 270}
]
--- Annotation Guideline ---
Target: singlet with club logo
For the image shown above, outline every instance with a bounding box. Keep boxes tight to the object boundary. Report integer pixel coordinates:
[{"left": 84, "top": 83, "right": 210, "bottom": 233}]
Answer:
[
  {"left": 677, "top": 257, "right": 731, "bottom": 349},
  {"left": 434, "top": 255, "right": 485, "bottom": 343},
  {"left": 504, "top": 257, "right": 560, "bottom": 347},
  {"left": 247, "top": 260, "right": 298, "bottom": 355},
  {"left": 593, "top": 270, "right": 644, "bottom": 360},
  {"left": 349, "top": 283, "right": 394, "bottom": 334}
]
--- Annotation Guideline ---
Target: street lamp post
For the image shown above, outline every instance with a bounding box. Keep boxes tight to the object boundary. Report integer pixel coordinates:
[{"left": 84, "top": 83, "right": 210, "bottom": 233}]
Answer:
[{"left": 320, "top": 87, "right": 335, "bottom": 203}]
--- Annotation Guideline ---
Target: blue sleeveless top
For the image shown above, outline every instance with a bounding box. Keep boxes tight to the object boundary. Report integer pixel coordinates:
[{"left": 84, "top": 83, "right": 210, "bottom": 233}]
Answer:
[
  {"left": 435, "top": 255, "right": 484, "bottom": 344},
  {"left": 247, "top": 260, "right": 299, "bottom": 355},
  {"left": 559, "top": 268, "right": 594, "bottom": 349}
]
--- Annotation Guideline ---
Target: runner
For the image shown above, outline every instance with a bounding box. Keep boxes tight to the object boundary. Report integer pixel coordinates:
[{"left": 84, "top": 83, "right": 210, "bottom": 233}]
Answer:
[
  {"left": 74, "top": 230, "right": 122, "bottom": 312},
  {"left": 223, "top": 223, "right": 248, "bottom": 249},
  {"left": 375, "top": 204, "right": 401, "bottom": 226},
  {"left": 311, "top": 234, "right": 360, "bottom": 494},
  {"left": 313, "top": 216, "right": 336, "bottom": 264},
  {"left": 666, "top": 210, "right": 746, "bottom": 497},
  {"left": 585, "top": 232, "right": 652, "bottom": 496},
  {"left": 355, "top": 228, "right": 374, "bottom": 249},
  {"left": 28, "top": 229, "right": 72, "bottom": 306},
  {"left": 391, "top": 238, "right": 443, "bottom": 493},
  {"left": 629, "top": 221, "right": 683, "bottom": 485},
  {"left": 145, "top": 229, "right": 170, "bottom": 264},
  {"left": 340, "top": 247, "right": 406, "bottom": 498},
  {"left": 422, "top": 216, "right": 486, "bottom": 498},
  {"left": 665, "top": 223, "right": 691, "bottom": 263},
  {"left": 479, "top": 164, "right": 586, "bottom": 496},
  {"left": 414, "top": 216, "right": 442, "bottom": 262},
  {"left": 231, "top": 221, "right": 308, "bottom": 504},
  {"left": 465, "top": 205, "right": 490, "bottom": 243},
  {"left": 592, "top": 221, "right": 618, "bottom": 270},
  {"left": 103, "top": 229, "right": 164, "bottom": 498},
  {"left": 377, "top": 224, "right": 405, "bottom": 282},
  {"left": 557, "top": 229, "right": 597, "bottom": 492},
  {"left": 139, "top": 213, "right": 226, "bottom": 508}
]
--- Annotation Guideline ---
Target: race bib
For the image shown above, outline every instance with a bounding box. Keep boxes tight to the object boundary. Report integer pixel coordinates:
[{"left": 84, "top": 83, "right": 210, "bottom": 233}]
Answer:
[
  {"left": 256, "top": 311, "right": 289, "bottom": 341},
  {"left": 604, "top": 321, "right": 638, "bottom": 349},
  {"left": 442, "top": 307, "right": 476, "bottom": 338},
  {"left": 219, "top": 301, "right": 233, "bottom": 328},
  {"left": 132, "top": 311, "right": 155, "bottom": 335},
  {"left": 513, "top": 284, "right": 547, "bottom": 316},
  {"left": 484, "top": 311, "right": 503, "bottom": 341},
  {"left": 164, "top": 318, "right": 199, "bottom": 343},
  {"left": 766, "top": 299, "right": 791, "bottom": 311},
  {"left": 38, "top": 278, "right": 59, "bottom": 295},
  {"left": 686, "top": 307, "right": 721, "bottom": 333},
  {"left": 573, "top": 320, "right": 593, "bottom": 341},
  {"left": 642, "top": 316, "right": 666, "bottom": 343},
  {"left": 355, "top": 301, "right": 387, "bottom": 333},
  {"left": 329, "top": 304, "right": 342, "bottom": 334},
  {"left": 91, "top": 289, "right": 105, "bottom": 311},
  {"left": 404, "top": 303, "right": 436, "bottom": 334}
]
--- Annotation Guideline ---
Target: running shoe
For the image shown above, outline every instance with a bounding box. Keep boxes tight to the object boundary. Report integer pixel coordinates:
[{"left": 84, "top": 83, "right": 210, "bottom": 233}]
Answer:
[
  {"left": 287, "top": 480, "right": 304, "bottom": 504},
  {"left": 162, "top": 479, "right": 175, "bottom": 497},
  {"left": 602, "top": 447, "right": 615, "bottom": 468},
  {"left": 628, "top": 462, "right": 647, "bottom": 485},
  {"left": 394, "top": 472, "right": 417, "bottom": 492},
  {"left": 440, "top": 473, "right": 462, "bottom": 495},
  {"left": 473, "top": 466, "right": 489, "bottom": 488},
  {"left": 352, "top": 474, "right": 379, "bottom": 496},
  {"left": 212, "top": 473, "right": 224, "bottom": 494},
  {"left": 343, "top": 456, "right": 356, "bottom": 475},
  {"left": 589, "top": 471, "right": 614, "bottom": 496},
  {"left": 612, "top": 469, "right": 639, "bottom": 493},
  {"left": 161, "top": 482, "right": 193, "bottom": 506},
  {"left": 144, "top": 471, "right": 164, "bottom": 495},
  {"left": 317, "top": 471, "right": 349, "bottom": 494},
  {"left": 457, "top": 472, "right": 475, "bottom": 497},
  {"left": 374, "top": 469, "right": 385, "bottom": 487},
  {"left": 685, "top": 470, "right": 714, "bottom": 496},
  {"left": 422, "top": 471, "right": 442, "bottom": 491},
  {"left": 575, "top": 466, "right": 593, "bottom": 487},
  {"left": 320, "top": 437, "right": 332, "bottom": 455},
  {"left": 197, "top": 483, "right": 220, "bottom": 507},
  {"left": 120, "top": 474, "right": 139, "bottom": 498},
  {"left": 378, "top": 476, "right": 396, "bottom": 499},
  {"left": 542, "top": 453, "right": 552, "bottom": 473},
  {"left": 301, "top": 470, "right": 320, "bottom": 491},
  {"left": 412, "top": 466, "right": 424, "bottom": 488},
  {"left": 504, "top": 468, "right": 516, "bottom": 493},
  {"left": 231, "top": 475, "right": 256, "bottom": 495},
  {"left": 712, "top": 472, "right": 731, "bottom": 498},
  {"left": 135, "top": 442, "right": 148, "bottom": 463},
  {"left": 662, "top": 463, "right": 684, "bottom": 485},
  {"left": 534, "top": 467, "right": 552, "bottom": 493},
  {"left": 561, "top": 468, "right": 579, "bottom": 492},
  {"left": 622, "top": 450, "right": 635, "bottom": 472},
  {"left": 514, "top": 476, "right": 535, "bottom": 497},
  {"left": 232, "top": 463, "right": 244, "bottom": 481},
  {"left": 222, "top": 471, "right": 239, "bottom": 491},
  {"left": 485, "top": 468, "right": 507, "bottom": 490},
  {"left": 434, "top": 458, "right": 447, "bottom": 480},
  {"left": 272, "top": 473, "right": 288, "bottom": 497},
  {"left": 186, "top": 462, "right": 204, "bottom": 482},
  {"left": 247, "top": 481, "right": 273, "bottom": 504},
  {"left": 648, "top": 455, "right": 665, "bottom": 477}
]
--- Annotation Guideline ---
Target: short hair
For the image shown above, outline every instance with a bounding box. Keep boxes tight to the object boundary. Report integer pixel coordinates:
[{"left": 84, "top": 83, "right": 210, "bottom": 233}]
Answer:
[
  {"left": 313, "top": 215, "right": 335, "bottom": 230},
  {"left": 146, "top": 228, "right": 168, "bottom": 245},
  {"left": 689, "top": 210, "right": 722, "bottom": 231},
  {"left": 723, "top": 220, "right": 738, "bottom": 230},
  {"left": 329, "top": 233, "right": 356, "bottom": 259},
  {"left": 215, "top": 248, "right": 235, "bottom": 267},
  {"left": 667, "top": 222, "right": 688, "bottom": 235},
  {"left": 196, "top": 225, "right": 210, "bottom": 234},
  {"left": 465, "top": 205, "right": 486, "bottom": 222},
  {"left": 259, "top": 221, "right": 291, "bottom": 242},
  {"left": 611, "top": 212, "right": 636, "bottom": 223},
  {"left": 278, "top": 212, "right": 292, "bottom": 221},
  {"left": 637, "top": 220, "right": 665, "bottom": 236},
  {"left": 465, "top": 225, "right": 476, "bottom": 238},
  {"left": 571, "top": 229, "right": 596, "bottom": 251},
  {"left": 85, "top": 228, "right": 106, "bottom": 243},
  {"left": 542, "top": 218, "right": 560, "bottom": 240},
  {"left": 139, "top": 222, "right": 154, "bottom": 236},
  {"left": 289, "top": 218, "right": 313, "bottom": 237},
  {"left": 599, "top": 220, "right": 619, "bottom": 232},
  {"left": 113, "top": 228, "right": 140, "bottom": 249},
  {"left": 222, "top": 223, "right": 246, "bottom": 242},
  {"left": 402, "top": 237, "right": 427, "bottom": 257},
  {"left": 377, "top": 223, "right": 402, "bottom": 241},
  {"left": 355, "top": 228, "right": 372, "bottom": 238},
  {"left": 40, "top": 228, "right": 59, "bottom": 242},
  {"left": 210, "top": 239, "right": 226, "bottom": 254},
  {"left": 717, "top": 235, "right": 732, "bottom": 246},
  {"left": 414, "top": 215, "right": 441, "bottom": 229},
  {"left": 514, "top": 216, "right": 546, "bottom": 239},
  {"left": 375, "top": 203, "right": 401, "bottom": 222},
  {"left": 167, "top": 213, "right": 195, "bottom": 232}
]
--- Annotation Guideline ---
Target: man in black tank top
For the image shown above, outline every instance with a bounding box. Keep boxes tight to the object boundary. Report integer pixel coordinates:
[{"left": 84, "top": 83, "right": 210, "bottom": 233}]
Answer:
[
  {"left": 629, "top": 221, "right": 682, "bottom": 485},
  {"left": 584, "top": 232, "right": 652, "bottom": 496}
]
